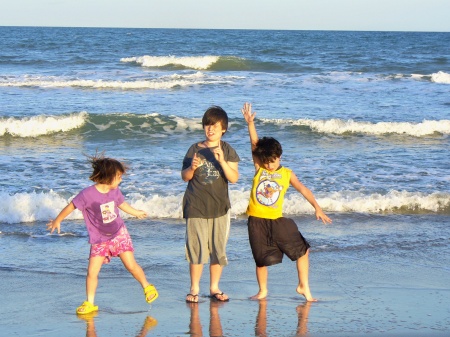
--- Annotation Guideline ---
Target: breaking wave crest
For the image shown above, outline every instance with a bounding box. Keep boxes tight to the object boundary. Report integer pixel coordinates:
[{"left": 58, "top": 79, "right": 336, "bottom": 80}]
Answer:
[
  {"left": 263, "top": 118, "right": 450, "bottom": 137},
  {"left": 1, "top": 189, "right": 448, "bottom": 224},
  {"left": 0, "top": 112, "right": 87, "bottom": 137}
]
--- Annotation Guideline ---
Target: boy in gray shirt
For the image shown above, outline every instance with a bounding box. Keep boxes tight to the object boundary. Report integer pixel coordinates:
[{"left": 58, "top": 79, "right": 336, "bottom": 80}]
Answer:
[{"left": 181, "top": 106, "right": 240, "bottom": 303}]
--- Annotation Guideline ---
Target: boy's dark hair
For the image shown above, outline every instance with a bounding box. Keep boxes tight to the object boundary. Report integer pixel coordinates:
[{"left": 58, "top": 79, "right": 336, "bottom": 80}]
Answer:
[
  {"left": 253, "top": 137, "right": 283, "bottom": 164},
  {"left": 202, "top": 106, "right": 228, "bottom": 134},
  {"left": 88, "top": 153, "right": 128, "bottom": 184}
]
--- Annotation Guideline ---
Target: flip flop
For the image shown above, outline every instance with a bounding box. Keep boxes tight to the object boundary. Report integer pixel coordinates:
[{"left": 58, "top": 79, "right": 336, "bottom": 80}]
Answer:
[
  {"left": 144, "top": 284, "right": 159, "bottom": 304},
  {"left": 186, "top": 293, "right": 199, "bottom": 303},
  {"left": 211, "top": 292, "right": 229, "bottom": 302},
  {"left": 76, "top": 301, "right": 98, "bottom": 315}
]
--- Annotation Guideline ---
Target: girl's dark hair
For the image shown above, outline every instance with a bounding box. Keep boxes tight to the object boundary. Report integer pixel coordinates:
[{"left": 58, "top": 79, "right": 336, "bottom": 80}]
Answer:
[
  {"left": 202, "top": 106, "right": 228, "bottom": 133},
  {"left": 88, "top": 153, "right": 128, "bottom": 184},
  {"left": 252, "top": 137, "right": 283, "bottom": 164}
]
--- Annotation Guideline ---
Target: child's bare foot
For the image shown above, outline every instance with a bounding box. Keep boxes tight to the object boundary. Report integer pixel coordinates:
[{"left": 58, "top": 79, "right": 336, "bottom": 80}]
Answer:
[
  {"left": 296, "top": 285, "right": 317, "bottom": 302},
  {"left": 250, "top": 290, "right": 268, "bottom": 300}
]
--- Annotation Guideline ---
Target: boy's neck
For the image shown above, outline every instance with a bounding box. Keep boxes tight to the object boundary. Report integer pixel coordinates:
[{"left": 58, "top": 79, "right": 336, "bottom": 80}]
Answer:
[{"left": 202, "top": 140, "right": 220, "bottom": 147}]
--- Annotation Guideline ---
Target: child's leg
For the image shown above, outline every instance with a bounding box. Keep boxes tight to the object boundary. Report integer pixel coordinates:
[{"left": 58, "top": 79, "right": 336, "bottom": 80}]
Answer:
[
  {"left": 85, "top": 256, "right": 105, "bottom": 304},
  {"left": 209, "top": 263, "right": 228, "bottom": 300},
  {"left": 251, "top": 266, "right": 268, "bottom": 300},
  {"left": 185, "top": 217, "right": 209, "bottom": 302},
  {"left": 296, "top": 249, "right": 317, "bottom": 302},
  {"left": 119, "top": 251, "right": 150, "bottom": 288},
  {"left": 187, "top": 263, "right": 203, "bottom": 302},
  {"left": 120, "top": 251, "right": 158, "bottom": 303},
  {"left": 209, "top": 212, "right": 230, "bottom": 300}
]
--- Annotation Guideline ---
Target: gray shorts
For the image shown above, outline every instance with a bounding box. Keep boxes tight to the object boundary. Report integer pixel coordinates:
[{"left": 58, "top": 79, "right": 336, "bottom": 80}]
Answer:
[{"left": 185, "top": 211, "right": 230, "bottom": 266}]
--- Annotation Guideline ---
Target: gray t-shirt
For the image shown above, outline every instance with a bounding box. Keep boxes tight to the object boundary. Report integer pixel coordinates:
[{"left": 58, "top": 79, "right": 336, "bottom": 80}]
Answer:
[{"left": 182, "top": 140, "right": 240, "bottom": 219}]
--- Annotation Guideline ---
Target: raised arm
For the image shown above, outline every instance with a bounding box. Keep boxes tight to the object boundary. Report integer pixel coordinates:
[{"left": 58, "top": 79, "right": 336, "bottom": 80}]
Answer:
[
  {"left": 290, "top": 172, "right": 332, "bottom": 224},
  {"left": 241, "top": 102, "right": 261, "bottom": 169},
  {"left": 241, "top": 102, "right": 258, "bottom": 151},
  {"left": 46, "top": 201, "right": 76, "bottom": 234}
]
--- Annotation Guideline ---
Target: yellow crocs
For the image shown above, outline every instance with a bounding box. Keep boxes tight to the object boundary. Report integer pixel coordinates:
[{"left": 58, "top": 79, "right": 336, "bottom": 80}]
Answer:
[
  {"left": 143, "top": 284, "right": 159, "bottom": 304},
  {"left": 76, "top": 301, "right": 98, "bottom": 315}
]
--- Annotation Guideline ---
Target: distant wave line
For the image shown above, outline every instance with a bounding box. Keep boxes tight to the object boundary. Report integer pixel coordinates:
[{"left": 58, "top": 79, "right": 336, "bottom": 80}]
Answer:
[
  {"left": 1, "top": 71, "right": 448, "bottom": 91},
  {"left": 263, "top": 118, "right": 450, "bottom": 137},
  {"left": 120, "top": 55, "right": 221, "bottom": 70},
  {"left": 0, "top": 72, "right": 239, "bottom": 90}
]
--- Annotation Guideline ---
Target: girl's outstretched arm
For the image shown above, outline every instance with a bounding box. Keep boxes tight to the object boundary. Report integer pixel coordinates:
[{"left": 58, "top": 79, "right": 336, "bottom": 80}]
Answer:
[
  {"left": 46, "top": 201, "right": 76, "bottom": 234},
  {"left": 119, "top": 201, "right": 147, "bottom": 219}
]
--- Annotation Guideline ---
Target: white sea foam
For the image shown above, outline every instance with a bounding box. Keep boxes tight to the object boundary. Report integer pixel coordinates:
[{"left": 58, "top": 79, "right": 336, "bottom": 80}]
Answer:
[
  {"left": 1, "top": 189, "right": 448, "bottom": 224},
  {"left": 120, "top": 55, "right": 220, "bottom": 70},
  {"left": 263, "top": 118, "right": 450, "bottom": 137},
  {"left": 0, "top": 72, "right": 236, "bottom": 89},
  {"left": 410, "top": 71, "right": 450, "bottom": 84},
  {"left": 0, "top": 112, "right": 87, "bottom": 137},
  {"left": 430, "top": 71, "right": 450, "bottom": 84}
]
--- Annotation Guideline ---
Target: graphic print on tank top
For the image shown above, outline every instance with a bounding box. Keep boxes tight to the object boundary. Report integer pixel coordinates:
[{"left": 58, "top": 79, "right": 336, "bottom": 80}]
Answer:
[{"left": 256, "top": 171, "right": 284, "bottom": 207}]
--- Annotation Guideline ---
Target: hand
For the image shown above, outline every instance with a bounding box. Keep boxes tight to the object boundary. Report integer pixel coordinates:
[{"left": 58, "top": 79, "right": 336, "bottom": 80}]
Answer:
[
  {"left": 46, "top": 219, "right": 61, "bottom": 234},
  {"left": 135, "top": 210, "right": 147, "bottom": 219},
  {"left": 315, "top": 210, "right": 332, "bottom": 224},
  {"left": 241, "top": 102, "right": 256, "bottom": 123},
  {"left": 213, "top": 141, "right": 225, "bottom": 163},
  {"left": 191, "top": 152, "right": 201, "bottom": 171}
]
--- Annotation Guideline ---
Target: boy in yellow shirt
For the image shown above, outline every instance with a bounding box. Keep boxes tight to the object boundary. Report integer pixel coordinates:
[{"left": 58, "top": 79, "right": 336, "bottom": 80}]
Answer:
[{"left": 242, "top": 102, "right": 332, "bottom": 301}]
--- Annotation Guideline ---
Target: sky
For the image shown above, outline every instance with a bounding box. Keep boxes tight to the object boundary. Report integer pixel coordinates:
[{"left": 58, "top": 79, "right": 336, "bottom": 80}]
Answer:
[{"left": 1, "top": 0, "right": 449, "bottom": 32}]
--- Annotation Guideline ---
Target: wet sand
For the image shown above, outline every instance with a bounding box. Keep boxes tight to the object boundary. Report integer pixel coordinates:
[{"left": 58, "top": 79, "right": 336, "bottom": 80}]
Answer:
[{"left": 1, "top": 241, "right": 449, "bottom": 337}]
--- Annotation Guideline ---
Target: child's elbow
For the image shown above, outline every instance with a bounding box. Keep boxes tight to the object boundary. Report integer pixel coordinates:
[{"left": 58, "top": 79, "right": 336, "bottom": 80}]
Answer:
[{"left": 229, "top": 174, "right": 239, "bottom": 184}]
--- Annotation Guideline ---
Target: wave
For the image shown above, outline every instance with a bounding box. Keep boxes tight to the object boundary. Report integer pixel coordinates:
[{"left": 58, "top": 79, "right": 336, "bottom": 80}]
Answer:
[
  {"left": 430, "top": 71, "right": 450, "bottom": 84},
  {"left": 3, "top": 112, "right": 449, "bottom": 138},
  {"left": 0, "top": 72, "right": 240, "bottom": 90},
  {"left": 410, "top": 71, "right": 450, "bottom": 84},
  {"left": 121, "top": 55, "right": 221, "bottom": 70},
  {"left": 0, "top": 112, "right": 87, "bottom": 137},
  {"left": 0, "top": 112, "right": 206, "bottom": 138},
  {"left": 1, "top": 189, "right": 448, "bottom": 224},
  {"left": 262, "top": 118, "right": 450, "bottom": 137},
  {"left": 120, "top": 55, "right": 281, "bottom": 72},
  {"left": 2, "top": 71, "right": 448, "bottom": 93}
]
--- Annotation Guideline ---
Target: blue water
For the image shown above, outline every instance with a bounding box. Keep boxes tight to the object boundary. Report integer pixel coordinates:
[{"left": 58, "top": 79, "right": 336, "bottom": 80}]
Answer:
[
  {"left": 1, "top": 27, "right": 449, "bottom": 221},
  {"left": 0, "top": 26, "right": 449, "bottom": 336}
]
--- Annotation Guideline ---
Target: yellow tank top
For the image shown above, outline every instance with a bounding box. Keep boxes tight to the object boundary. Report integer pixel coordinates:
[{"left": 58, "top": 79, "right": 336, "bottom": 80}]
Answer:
[{"left": 247, "top": 166, "right": 291, "bottom": 219}]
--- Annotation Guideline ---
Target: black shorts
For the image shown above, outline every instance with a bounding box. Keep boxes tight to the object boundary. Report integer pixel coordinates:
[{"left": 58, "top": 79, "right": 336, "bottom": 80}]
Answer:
[{"left": 247, "top": 216, "right": 310, "bottom": 267}]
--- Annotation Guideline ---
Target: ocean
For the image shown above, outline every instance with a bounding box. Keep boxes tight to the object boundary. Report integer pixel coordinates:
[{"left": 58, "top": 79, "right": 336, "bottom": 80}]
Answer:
[{"left": 0, "top": 27, "right": 449, "bottom": 336}]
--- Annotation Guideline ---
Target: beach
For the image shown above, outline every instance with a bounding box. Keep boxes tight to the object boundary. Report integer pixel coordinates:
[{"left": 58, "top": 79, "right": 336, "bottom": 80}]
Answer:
[
  {"left": 0, "top": 27, "right": 449, "bottom": 336},
  {"left": 1, "top": 214, "right": 449, "bottom": 336}
]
